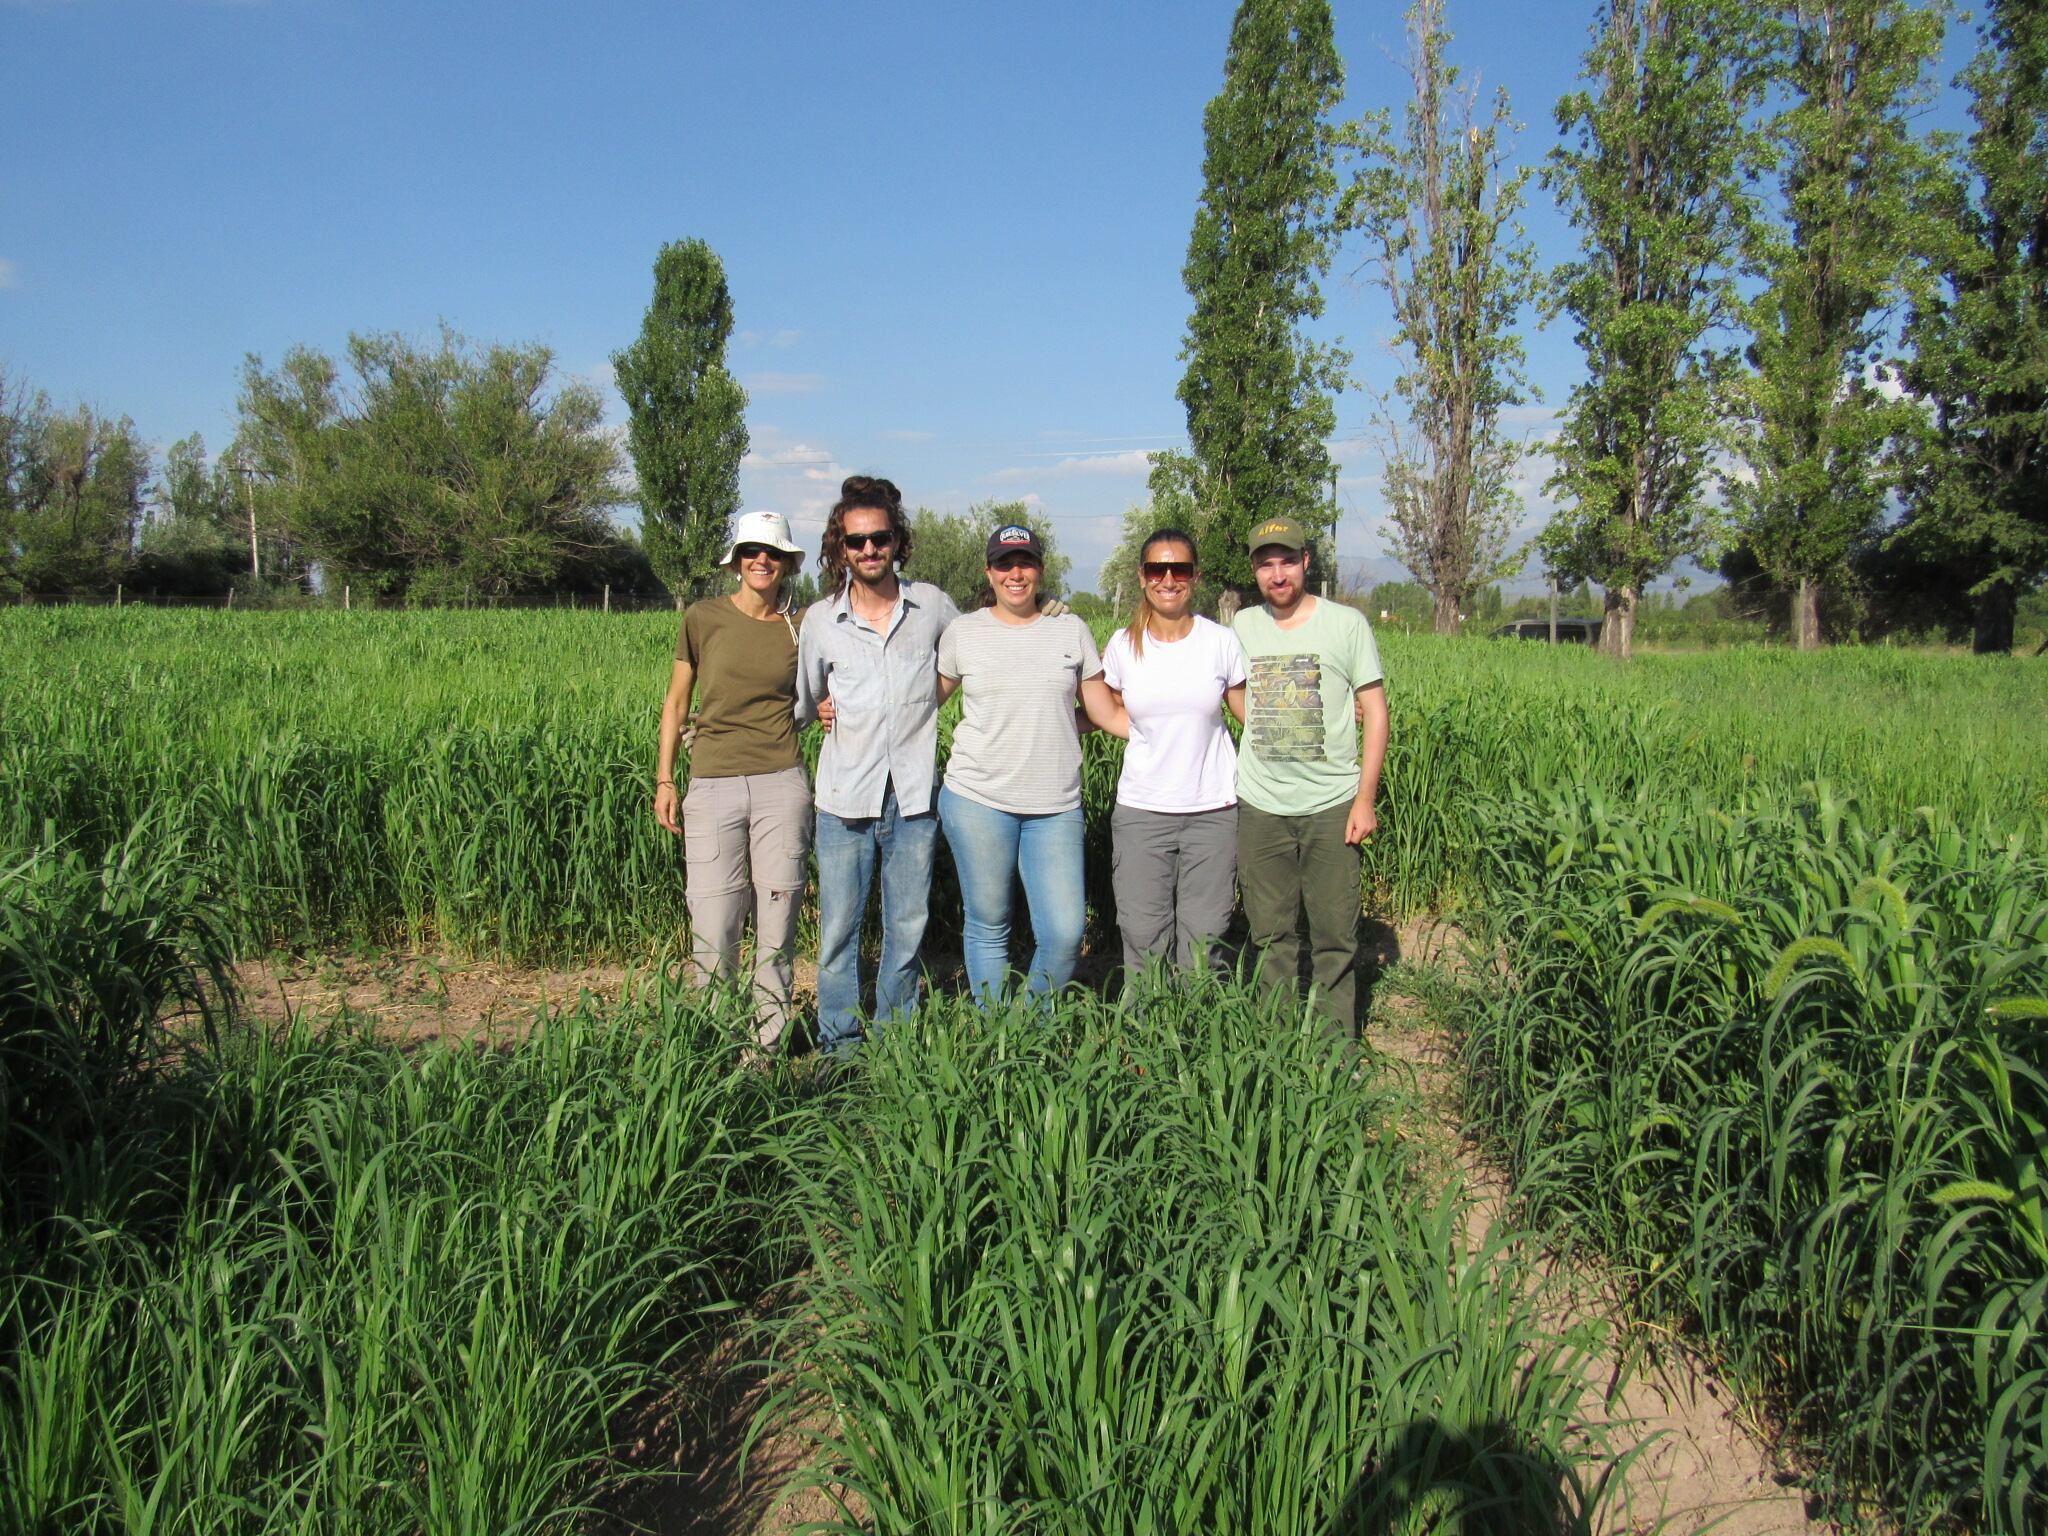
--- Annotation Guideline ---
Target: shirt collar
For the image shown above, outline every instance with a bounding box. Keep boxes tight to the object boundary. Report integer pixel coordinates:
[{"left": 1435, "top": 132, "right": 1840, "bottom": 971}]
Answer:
[{"left": 832, "top": 580, "right": 923, "bottom": 620}]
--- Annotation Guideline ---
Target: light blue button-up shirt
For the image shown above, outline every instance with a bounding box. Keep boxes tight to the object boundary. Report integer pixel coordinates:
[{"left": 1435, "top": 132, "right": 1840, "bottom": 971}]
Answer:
[{"left": 796, "top": 579, "right": 960, "bottom": 819}]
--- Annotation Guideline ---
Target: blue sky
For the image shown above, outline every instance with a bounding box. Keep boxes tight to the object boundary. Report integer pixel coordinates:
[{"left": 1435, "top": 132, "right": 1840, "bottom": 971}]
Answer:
[{"left": 1, "top": 0, "right": 1977, "bottom": 594}]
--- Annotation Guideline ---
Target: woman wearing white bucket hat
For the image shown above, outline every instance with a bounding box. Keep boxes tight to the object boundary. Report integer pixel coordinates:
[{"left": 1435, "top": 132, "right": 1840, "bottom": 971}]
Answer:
[{"left": 654, "top": 510, "right": 812, "bottom": 1054}]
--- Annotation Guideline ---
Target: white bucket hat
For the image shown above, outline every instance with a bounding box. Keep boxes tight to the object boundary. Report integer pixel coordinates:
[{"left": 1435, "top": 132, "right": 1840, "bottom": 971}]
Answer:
[{"left": 717, "top": 510, "right": 807, "bottom": 569}]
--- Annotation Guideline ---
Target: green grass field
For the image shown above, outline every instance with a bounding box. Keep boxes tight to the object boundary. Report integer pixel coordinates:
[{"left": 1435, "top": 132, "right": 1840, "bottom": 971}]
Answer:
[{"left": 3, "top": 609, "right": 2044, "bottom": 1531}]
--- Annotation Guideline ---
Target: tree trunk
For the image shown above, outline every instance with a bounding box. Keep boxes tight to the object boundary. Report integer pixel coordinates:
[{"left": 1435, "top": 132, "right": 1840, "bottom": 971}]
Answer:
[
  {"left": 1792, "top": 577, "right": 1822, "bottom": 650},
  {"left": 1432, "top": 585, "right": 1461, "bottom": 635},
  {"left": 1972, "top": 579, "right": 2017, "bottom": 655},
  {"left": 1599, "top": 583, "right": 1638, "bottom": 659},
  {"left": 1216, "top": 587, "right": 1245, "bottom": 624}
]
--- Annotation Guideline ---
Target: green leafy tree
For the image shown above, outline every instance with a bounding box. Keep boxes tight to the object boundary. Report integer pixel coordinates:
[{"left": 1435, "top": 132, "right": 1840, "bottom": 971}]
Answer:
[
  {"left": 1154, "top": 0, "right": 1347, "bottom": 602},
  {"left": 612, "top": 239, "right": 750, "bottom": 604},
  {"left": 1897, "top": 0, "right": 2047, "bottom": 653},
  {"left": 3, "top": 401, "right": 150, "bottom": 596},
  {"left": 1540, "top": 0, "right": 1771, "bottom": 657},
  {"left": 157, "top": 434, "right": 239, "bottom": 535},
  {"left": 1098, "top": 503, "right": 1160, "bottom": 617},
  {"left": 906, "top": 501, "right": 1070, "bottom": 611},
  {"left": 1728, "top": 0, "right": 1946, "bottom": 649},
  {"left": 1339, "top": 0, "right": 1539, "bottom": 634},
  {"left": 128, "top": 434, "right": 246, "bottom": 597},
  {"left": 239, "top": 329, "right": 620, "bottom": 602}
]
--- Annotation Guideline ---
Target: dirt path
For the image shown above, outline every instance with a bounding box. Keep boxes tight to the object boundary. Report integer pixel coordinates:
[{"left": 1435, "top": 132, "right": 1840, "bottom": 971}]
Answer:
[
  {"left": 235, "top": 940, "right": 1830, "bottom": 1534},
  {"left": 1368, "top": 921, "right": 1826, "bottom": 1536}
]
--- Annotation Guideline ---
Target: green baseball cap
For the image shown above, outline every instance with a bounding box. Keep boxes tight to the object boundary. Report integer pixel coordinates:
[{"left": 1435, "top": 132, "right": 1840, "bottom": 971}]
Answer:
[{"left": 1247, "top": 516, "right": 1308, "bottom": 555}]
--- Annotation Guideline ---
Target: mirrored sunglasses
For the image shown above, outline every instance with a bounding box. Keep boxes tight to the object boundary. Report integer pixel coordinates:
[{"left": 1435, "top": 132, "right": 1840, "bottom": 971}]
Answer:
[{"left": 1142, "top": 561, "right": 1196, "bottom": 581}]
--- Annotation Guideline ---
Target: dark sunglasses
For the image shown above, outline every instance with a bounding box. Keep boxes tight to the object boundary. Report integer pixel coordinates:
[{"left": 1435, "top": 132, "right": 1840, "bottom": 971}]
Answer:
[
  {"left": 990, "top": 554, "right": 1041, "bottom": 572},
  {"left": 734, "top": 543, "right": 783, "bottom": 562},
  {"left": 1142, "top": 561, "right": 1196, "bottom": 581},
  {"left": 843, "top": 529, "right": 895, "bottom": 552}
]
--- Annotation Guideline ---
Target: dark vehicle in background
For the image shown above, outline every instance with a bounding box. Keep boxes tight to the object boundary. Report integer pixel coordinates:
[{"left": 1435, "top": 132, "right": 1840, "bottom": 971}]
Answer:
[{"left": 1492, "top": 617, "right": 1604, "bottom": 643}]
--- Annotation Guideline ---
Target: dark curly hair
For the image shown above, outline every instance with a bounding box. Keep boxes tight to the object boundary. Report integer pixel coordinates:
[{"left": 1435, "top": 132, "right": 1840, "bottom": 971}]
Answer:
[{"left": 821, "top": 475, "right": 914, "bottom": 597}]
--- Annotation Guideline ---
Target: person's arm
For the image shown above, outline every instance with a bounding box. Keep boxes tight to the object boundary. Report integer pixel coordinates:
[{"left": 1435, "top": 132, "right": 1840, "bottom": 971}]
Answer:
[
  {"left": 1224, "top": 682, "right": 1246, "bottom": 725},
  {"left": 794, "top": 611, "right": 827, "bottom": 727},
  {"left": 1346, "top": 680, "right": 1388, "bottom": 844},
  {"left": 1079, "top": 675, "right": 1128, "bottom": 738},
  {"left": 654, "top": 657, "right": 696, "bottom": 835},
  {"left": 934, "top": 609, "right": 965, "bottom": 707}
]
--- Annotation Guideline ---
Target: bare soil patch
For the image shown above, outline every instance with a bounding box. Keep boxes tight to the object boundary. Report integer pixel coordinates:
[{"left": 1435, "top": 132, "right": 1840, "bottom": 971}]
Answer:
[{"left": 598, "top": 1332, "right": 856, "bottom": 1536}]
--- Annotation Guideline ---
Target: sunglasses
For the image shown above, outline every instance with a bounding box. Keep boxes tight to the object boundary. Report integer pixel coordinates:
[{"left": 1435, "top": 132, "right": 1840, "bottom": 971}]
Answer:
[
  {"left": 843, "top": 529, "right": 895, "bottom": 552},
  {"left": 990, "top": 555, "right": 1041, "bottom": 572},
  {"left": 1142, "top": 561, "right": 1196, "bottom": 581},
  {"left": 734, "top": 543, "right": 784, "bottom": 562}
]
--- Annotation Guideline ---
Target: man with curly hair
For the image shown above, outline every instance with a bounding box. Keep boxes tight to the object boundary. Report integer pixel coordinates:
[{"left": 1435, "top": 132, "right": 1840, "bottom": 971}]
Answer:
[{"left": 796, "top": 475, "right": 957, "bottom": 1050}]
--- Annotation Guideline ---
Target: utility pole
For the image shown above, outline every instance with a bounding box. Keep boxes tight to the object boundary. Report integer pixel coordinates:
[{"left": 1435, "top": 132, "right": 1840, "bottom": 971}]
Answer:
[
  {"left": 238, "top": 455, "right": 261, "bottom": 582},
  {"left": 1548, "top": 574, "right": 1559, "bottom": 645}
]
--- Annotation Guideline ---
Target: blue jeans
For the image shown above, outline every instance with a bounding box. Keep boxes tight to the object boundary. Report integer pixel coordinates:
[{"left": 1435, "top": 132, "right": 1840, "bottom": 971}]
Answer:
[
  {"left": 938, "top": 785, "right": 1086, "bottom": 1003},
  {"left": 814, "top": 786, "right": 939, "bottom": 1049}
]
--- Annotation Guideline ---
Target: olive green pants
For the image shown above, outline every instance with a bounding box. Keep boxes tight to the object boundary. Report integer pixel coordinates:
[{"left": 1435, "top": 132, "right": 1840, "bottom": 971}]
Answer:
[{"left": 1236, "top": 799, "right": 1361, "bottom": 1035}]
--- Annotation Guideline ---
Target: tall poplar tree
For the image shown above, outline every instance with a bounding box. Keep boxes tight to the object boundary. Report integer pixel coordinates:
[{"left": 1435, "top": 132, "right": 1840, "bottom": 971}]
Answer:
[
  {"left": 1541, "top": 0, "right": 1770, "bottom": 657},
  {"left": 1153, "top": 0, "right": 1346, "bottom": 600},
  {"left": 612, "top": 239, "right": 750, "bottom": 603},
  {"left": 1729, "top": 0, "right": 1945, "bottom": 649},
  {"left": 1340, "top": 0, "right": 1539, "bottom": 634},
  {"left": 1898, "top": 0, "right": 2047, "bottom": 654}
]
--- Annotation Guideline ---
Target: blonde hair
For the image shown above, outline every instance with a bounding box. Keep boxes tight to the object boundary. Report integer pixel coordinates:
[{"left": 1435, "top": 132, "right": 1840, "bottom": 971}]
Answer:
[{"left": 1122, "top": 528, "right": 1197, "bottom": 659}]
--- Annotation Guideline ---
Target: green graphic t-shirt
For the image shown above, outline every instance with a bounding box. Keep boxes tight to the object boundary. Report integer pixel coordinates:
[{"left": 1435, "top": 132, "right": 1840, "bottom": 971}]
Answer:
[{"left": 1232, "top": 597, "right": 1384, "bottom": 816}]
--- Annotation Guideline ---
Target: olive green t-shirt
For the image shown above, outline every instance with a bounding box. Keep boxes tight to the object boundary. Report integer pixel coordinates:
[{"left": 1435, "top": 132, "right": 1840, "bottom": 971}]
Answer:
[{"left": 676, "top": 597, "right": 800, "bottom": 778}]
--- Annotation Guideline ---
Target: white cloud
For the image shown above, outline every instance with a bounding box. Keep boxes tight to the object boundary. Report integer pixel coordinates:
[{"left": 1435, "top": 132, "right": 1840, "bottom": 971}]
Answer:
[
  {"left": 988, "top": 449, "right": 1152, "bottom": 483},
  {"left": 0, "top": 259, "right": 18, "bottom": 290},
  {"left": 743, "top": 370, "right": 826, "bottom": 397},
  {"left": 740, "top": 424, "right": 844, "bottom": 542}
]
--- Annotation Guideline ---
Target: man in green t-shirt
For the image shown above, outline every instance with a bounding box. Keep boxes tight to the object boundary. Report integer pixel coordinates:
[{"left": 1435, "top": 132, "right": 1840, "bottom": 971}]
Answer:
[{"left": 1231, "top": 516, "right": 1390, "bottom": 1034}]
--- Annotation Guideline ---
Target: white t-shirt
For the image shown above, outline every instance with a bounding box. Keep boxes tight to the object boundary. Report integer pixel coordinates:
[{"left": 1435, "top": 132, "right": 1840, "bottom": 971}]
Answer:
[{"left": 1100, "top": 617, "right": 1247, "bottom": 813}]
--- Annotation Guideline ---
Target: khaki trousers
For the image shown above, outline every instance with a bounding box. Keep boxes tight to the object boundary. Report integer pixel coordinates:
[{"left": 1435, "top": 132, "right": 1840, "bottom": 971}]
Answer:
[{"left": 680, "top": 765, "right": 812, "bottom": 1049}]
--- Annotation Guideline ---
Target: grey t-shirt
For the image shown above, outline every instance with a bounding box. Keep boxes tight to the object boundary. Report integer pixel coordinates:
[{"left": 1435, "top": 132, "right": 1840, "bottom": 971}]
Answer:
[{"left": 937, "top": 609, "right": 1103, "bottom": 814}]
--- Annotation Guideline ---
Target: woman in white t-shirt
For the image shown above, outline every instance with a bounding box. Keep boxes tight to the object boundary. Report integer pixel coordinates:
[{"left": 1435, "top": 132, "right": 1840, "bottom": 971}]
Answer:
[{"left": 1100, "top": 527, "right": 1247, "bottom": 979}]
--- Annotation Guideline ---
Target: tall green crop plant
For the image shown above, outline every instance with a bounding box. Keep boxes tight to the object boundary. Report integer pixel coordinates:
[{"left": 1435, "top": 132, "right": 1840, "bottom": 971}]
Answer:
[
  {"left": 1459, "top": 781, "right": 2048, "bottom": 1528},
  {"left": 767, "top": 977, "right": 1618, "bottom": 1534},
  {"left": 0, "top": 832, "right": 233, "bottom": 1232},
  {"left": 0, "top": 975, "right": 804, "bottom": 1534}
]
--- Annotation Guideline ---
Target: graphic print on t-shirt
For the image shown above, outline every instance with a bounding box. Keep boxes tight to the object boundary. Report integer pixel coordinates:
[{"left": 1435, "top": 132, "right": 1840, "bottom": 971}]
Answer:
[{"left": 1248, "top": 652, "right": 1324, "bottom": 761}]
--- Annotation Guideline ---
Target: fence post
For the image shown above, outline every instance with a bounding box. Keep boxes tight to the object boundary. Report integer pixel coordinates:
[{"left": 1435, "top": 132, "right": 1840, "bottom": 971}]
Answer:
[
  {"left": 228, "top": 587, "right": 236, "bottom": 610},
  {"left": 603, "top": 583, "right": 610, "bottom": 614},
  {"left": 115, "top": 584, "right": 123, "bottom": 608},
  {"left": 344, "top": 584, "right": 351, "bottom": 611}
]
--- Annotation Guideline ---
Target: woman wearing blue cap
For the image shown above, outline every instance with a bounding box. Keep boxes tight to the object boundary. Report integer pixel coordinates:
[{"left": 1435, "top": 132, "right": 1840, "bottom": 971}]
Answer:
[{"left": 936, "top": 521, "right": 1123, "bottom": 1002}]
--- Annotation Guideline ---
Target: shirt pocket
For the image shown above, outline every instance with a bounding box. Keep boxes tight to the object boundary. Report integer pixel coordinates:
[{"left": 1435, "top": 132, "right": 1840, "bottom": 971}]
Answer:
[{"left": 827, "top": 657, "right": 884, "bottom": 713}]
